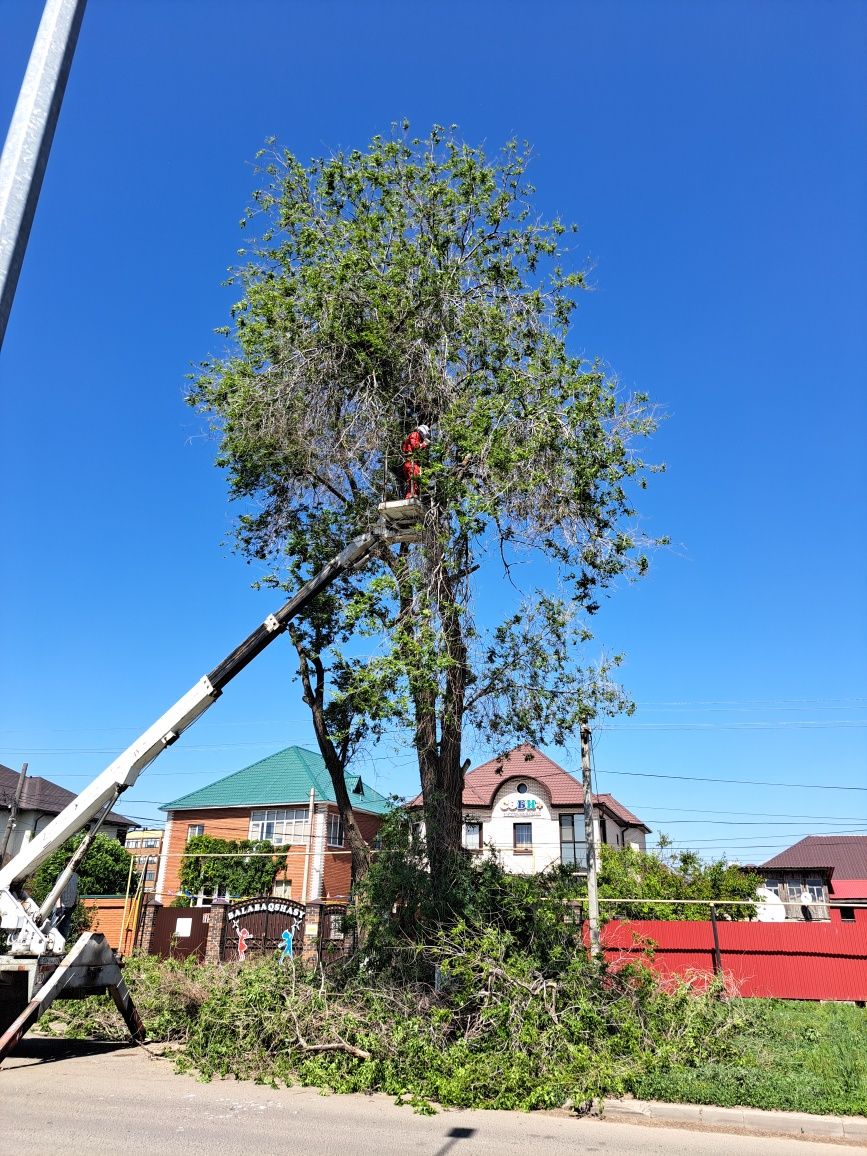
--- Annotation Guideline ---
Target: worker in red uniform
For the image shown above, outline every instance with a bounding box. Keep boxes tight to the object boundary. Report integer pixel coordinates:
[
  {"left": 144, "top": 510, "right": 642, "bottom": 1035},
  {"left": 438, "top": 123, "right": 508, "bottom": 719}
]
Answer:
[{"left": 401, "top": 424, "right": 430, "bottom": 498}]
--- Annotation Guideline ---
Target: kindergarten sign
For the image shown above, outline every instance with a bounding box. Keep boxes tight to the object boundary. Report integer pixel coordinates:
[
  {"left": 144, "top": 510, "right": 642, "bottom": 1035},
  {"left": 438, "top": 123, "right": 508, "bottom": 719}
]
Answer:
[{"left": 224, "top": 897, "right": 306, "bottom": 962}]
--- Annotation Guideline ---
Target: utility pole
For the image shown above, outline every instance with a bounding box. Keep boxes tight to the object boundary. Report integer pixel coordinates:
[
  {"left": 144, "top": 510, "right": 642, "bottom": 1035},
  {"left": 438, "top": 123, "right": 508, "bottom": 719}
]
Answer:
[
  {"left": 0, "top": 763, "right": 29, "bottom": 865},
  {"left": 580, "top": 723, "right": 601, "bottom": 957},
  {"left": 0, "top": 0, "right": 87, "bottom": 350}
]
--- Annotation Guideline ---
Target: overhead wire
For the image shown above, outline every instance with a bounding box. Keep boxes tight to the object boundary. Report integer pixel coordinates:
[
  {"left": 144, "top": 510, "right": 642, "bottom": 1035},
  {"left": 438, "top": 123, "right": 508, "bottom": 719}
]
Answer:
[
  {"left": 595, "top": 768, "right": 866, "bottom": 791},
  {"left": 2, "top": 694, "right": 864, "bottom": 736},
  {"left": 4, "top": 715, "right": 866, "bottom": 754}
]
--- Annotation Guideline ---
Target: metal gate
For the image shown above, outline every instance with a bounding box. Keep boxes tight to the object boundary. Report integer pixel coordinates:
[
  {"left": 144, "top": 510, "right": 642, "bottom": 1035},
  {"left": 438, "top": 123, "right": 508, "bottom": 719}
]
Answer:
[
  {"left": 221, "top": 897, "right": 306, "bottom": 962},
  {"left": 147, "top": 905, "right": 210, "bottom": 960},
  {"left": 317, "top": 903, "right": 351, "bottom": 963}
]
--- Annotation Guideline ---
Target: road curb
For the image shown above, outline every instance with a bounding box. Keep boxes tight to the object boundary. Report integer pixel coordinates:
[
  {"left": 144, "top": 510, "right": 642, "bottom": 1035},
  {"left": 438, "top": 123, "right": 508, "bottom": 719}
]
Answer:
[{"left": 597, "top": 1097, "right": 867, "bottom": 1145}]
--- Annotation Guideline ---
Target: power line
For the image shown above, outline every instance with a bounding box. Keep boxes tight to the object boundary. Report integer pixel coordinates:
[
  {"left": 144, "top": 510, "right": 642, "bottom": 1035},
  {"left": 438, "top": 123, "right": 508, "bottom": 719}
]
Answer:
[
  {"left": 640, "top": 818, "right": 866, "bottom": 826},
  {"left": 120, "top": 795, "right": 864, "bottom": 825},
  {"left": 4, "top": 716, "right": 866, "bottom": 752},
  {"left": 652, "top": 838, "right": 867, "bottom": 849},
  {"left": 597, "top": 720, "right": 867, "bottom": 731},
  {"left": 634, "top": 698, "right": 867, "bottom": 709},
  {"left": 630, "top": 805, "right": 863, "bottom": 821},
  {"left": 598, "top": 768, "right": 867, "bottom": 792},
  {"left": 4, "top": 696, "right": 864, "bottom": 736},
  {"left": 7, "top": 756, "right": 416, "bottom": 780}
]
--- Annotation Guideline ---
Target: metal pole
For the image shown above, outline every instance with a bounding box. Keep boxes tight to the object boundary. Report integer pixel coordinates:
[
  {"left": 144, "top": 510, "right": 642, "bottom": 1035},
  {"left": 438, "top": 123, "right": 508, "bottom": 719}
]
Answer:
[
  {"left": 710, "top": 903, "right": 723, "bottom": 975},
  {"left": 0, "top": 0, "right": 87, "bottom": 350},
  {"left": 0, "top": 762, "right": 28, "bottom": 864},
  {"left": 581, "top": 722, "right": 601, "bottom": 957},
  {"left": 119, "top": 850, "right": 141, "bottom": 955},
  {"left": 301, "top": 788, "right": 315, "bottom": 903}
]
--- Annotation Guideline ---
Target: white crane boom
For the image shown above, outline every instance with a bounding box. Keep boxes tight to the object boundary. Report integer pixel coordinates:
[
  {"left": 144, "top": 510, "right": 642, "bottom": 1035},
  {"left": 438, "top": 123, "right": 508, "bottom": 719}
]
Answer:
[{"left": 0, "top": 504, "right": 421, "bottom": 955}]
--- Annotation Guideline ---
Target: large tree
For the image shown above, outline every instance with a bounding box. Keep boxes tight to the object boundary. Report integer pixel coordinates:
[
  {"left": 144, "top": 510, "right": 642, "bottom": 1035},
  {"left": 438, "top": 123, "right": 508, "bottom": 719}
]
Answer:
[{"left": 189, "top": 124, "right": 662, "bottom": 894}]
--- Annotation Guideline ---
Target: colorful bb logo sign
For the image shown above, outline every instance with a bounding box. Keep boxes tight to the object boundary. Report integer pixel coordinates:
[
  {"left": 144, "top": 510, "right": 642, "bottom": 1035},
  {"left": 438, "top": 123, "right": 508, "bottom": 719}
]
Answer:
[{"left": 500, "top": 798, "right": 544, "bottom": 813}]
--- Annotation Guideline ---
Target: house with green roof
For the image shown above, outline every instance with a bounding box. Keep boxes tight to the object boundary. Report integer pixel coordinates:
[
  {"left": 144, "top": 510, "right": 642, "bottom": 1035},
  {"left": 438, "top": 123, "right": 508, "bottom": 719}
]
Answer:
[{"left": 155, "top": 746, "right": 391, "bottom": 906}]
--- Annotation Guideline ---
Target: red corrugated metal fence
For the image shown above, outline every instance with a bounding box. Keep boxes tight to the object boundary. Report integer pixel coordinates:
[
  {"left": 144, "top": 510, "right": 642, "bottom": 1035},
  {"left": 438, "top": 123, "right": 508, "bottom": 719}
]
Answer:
[{"left": 598, "top": 920, "right": 867, "bottom": 1001}]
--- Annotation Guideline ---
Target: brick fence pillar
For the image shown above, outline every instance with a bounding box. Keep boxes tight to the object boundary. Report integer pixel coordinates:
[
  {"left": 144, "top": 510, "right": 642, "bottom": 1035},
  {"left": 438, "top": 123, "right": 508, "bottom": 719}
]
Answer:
[
  {"left": 139, "top": 899, "right": 161, "bottom": 955},
  {"left": 204, "top": 898, "right": 228, "bottom": 964},
  {"left": 301, "top": 901, "right": 321, "bottom": 966}
]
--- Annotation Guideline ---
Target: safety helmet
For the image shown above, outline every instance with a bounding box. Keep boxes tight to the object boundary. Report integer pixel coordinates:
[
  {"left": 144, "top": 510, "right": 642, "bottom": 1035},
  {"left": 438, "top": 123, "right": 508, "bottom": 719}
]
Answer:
[{"left": 417, "top": 424, "right": 430, "bottom": 439}]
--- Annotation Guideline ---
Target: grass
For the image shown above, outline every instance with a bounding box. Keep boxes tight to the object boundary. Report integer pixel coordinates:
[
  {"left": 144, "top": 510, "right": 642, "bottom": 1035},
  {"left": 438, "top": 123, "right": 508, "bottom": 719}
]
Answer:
[{"left": 630, "top": 999, "right": 867, "bottom": 1116}]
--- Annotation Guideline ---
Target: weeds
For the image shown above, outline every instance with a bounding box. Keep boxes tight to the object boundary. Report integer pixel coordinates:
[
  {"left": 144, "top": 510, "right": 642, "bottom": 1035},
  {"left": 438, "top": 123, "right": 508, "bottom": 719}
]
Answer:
[
  {"left": 43, "top": 850, "right": 867, "bottom": 1117},
  {"left": 47, "top": 937, "right": 748, "bottom": 1112}
]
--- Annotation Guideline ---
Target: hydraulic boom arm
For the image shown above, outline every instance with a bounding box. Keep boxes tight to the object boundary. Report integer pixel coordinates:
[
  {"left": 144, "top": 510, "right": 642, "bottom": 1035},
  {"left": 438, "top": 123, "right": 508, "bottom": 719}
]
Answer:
[{"left": 0, "top": 508, "right": 418, "bottom": 954}]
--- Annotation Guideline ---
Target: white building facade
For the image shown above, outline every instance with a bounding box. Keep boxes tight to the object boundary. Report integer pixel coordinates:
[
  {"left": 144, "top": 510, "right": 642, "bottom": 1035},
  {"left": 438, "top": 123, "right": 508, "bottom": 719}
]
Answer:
[{"left": 413, "top": 745, "right": 649, "bottom": 874}]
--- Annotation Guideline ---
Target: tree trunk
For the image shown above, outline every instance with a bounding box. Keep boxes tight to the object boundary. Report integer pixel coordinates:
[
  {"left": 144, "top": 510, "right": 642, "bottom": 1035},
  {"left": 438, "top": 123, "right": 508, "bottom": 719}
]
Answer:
[
  {"left": 289, "top": 628, "right": 371, "bottom": 890},
  {"left": 408, "top": 515, "right": 471, "bottom": 897}
]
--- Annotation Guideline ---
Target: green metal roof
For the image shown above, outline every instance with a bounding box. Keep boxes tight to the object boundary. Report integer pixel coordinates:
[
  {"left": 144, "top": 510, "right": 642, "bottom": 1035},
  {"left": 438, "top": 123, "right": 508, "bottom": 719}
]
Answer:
[{"left": 161, "top": 746, "right": 392, "bottom": 816}]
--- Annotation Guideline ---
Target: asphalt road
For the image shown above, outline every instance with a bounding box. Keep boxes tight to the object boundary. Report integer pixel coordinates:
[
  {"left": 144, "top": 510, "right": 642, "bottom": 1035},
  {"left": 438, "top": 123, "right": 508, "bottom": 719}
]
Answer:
[{"left": 0, "top": 1039, "right": 852, "bottom": 1155}]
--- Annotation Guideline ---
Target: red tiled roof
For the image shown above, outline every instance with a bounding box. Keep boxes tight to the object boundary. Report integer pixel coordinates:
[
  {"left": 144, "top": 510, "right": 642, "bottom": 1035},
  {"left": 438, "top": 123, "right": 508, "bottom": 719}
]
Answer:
[
  {"left": 762, "top": 835, "right": 867, "bottom": 881},
  {"left": 463, "top": 744, "right": 584, "bottom": 805},
  {"left": 406, "top": 744, "right": 650, "bottom": 832},
  {"left": 595, "top": 793, "right": 649, "bottom": 830}
]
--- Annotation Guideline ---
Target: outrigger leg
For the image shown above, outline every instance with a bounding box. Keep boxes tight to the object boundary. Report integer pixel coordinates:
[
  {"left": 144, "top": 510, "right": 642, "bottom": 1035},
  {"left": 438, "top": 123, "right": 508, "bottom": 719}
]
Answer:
[{"left": 0, "top": 932, "right": 144, "bottom": 1064}]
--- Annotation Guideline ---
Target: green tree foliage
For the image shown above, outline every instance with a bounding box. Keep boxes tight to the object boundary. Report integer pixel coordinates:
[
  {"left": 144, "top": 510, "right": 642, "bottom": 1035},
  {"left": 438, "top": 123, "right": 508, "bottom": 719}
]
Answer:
[
  {"left": 28, "top": 833, "right": 138, "bottom": 902},
  {"left": 189, "top": 123, "right": 663, "bottom": 892},
  {"left": 178, "top": 835, "right": 282, "bottom": 901},
  {"left": 354, "top": 822, "right": 761, "bottom": 976},
  {"left": 596, "top": 843, "right": 762, "bottom": 921}
]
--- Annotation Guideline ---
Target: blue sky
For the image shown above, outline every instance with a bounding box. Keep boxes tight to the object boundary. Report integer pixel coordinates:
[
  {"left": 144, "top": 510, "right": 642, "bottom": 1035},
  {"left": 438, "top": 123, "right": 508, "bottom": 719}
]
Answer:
[{"left": 1, "top": 0, "right": 865, "bottom": 861}]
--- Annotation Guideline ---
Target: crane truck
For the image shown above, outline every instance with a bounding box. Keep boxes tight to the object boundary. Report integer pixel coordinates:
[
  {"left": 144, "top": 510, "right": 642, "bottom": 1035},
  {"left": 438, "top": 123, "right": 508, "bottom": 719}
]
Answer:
[{"left": 0, "top": 500, "right": 422, "bottom": 1062}]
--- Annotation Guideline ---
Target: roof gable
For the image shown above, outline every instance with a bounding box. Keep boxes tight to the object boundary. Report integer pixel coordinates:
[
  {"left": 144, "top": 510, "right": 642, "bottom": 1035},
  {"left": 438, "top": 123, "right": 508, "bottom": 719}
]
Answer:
[
  {"left": 407, "top": 745, "right": 649, "bottom": 831},
  {"left": 161, "top": 746, "right": 391, "bottom": 816},
  {"left": 761, "top": 835, "right": 867, "bottom": 880},
  {"left": 0, "top": 762, "right": 132, "bottom": 827},
  {"left": 465, "top": 745, "right": 583, "bottom": 806}
]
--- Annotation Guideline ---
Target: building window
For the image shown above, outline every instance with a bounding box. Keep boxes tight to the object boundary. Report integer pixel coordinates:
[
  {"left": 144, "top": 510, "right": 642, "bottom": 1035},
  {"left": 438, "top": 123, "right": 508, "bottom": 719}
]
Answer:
[
  {"left": 187, "top": 824, "right": 205, "bottom": 840},
  {"left": 249, "top": 808, "right": 309, "bottom": 846},
  {"left": 513, "top": 822, "right": 532, "bottom": 852},
  {"left": 840, "top": 907, "right": 856, "bottom": 922},
  {"left": 463, "top": 821, "right": 483, "bottom": 850},
  {"left": 782, "top": 875, "right": 825, "bottom": 904},
  {"left": 327, "top": 814, "right": 344, "bottom": 847},
  {"left": 144, "top": 871, "right": 155, "bottom": 882},
  {"left": 599, "top": 818, "right": 608, "bottom": 845},
  {"left": 144, "top": 838, "right": 159, "bottom": 848},
  {"left": 126, "top": 839, "right": 139, "bottom": 849},
  {"left": 803, "top": 876, "right": 826, "bottom": 904},
  {"left": 559, "top": 814, "right": 587, "bottom": 867},
  {"left": 516, "top": 782, "right": 528, "bottom": 795},
  {"left": 273, "top": 878, "right": 293, "bottom": 898}
]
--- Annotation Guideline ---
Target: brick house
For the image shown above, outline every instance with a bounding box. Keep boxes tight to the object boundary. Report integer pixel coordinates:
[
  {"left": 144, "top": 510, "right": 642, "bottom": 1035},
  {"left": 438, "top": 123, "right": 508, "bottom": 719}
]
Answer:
[
  {"left": 156, "top": 747, "right": 390, "bottom": 905},
  {"left": 755, "top": 834, "right": 867, "bottom": 924},
  {"left": 409, "top": 744, "right": 650, "bottom": 873}
]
